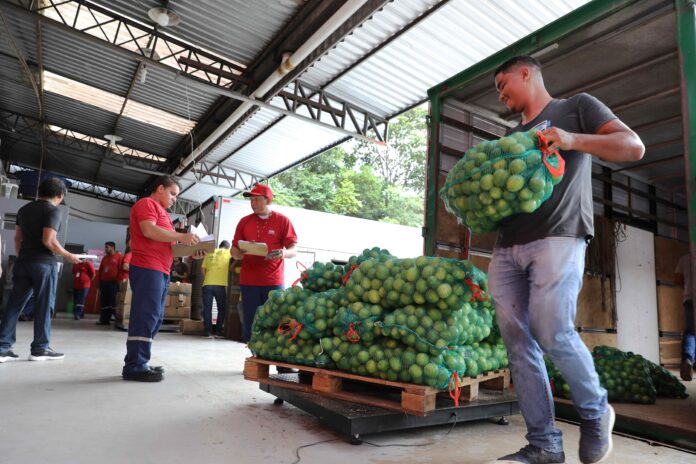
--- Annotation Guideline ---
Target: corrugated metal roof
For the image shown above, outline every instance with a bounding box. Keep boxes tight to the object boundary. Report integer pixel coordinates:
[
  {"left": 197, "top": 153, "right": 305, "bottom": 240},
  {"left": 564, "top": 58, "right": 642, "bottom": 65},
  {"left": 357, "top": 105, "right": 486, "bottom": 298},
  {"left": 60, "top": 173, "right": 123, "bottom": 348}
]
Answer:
[
  {"left": 129, "top": 63, "right": 216, "bottom": 121},
  {"left": 300, "top": 0, "right": 591, "bottom": 118},
  {"left": 202, "top": 0, "right": 590, "bottom": 203},
  {"left": 101, "top": 0, "right": 300, "bottom": 66},
  {"left": 205, "top": 106, "right": 283, "bottom": 166},
  {"left": 42, "top": 24, "right": 137, "bottom": 97},
  {"left": 221, "top": 112, "right": 345, "bottom": 177}
]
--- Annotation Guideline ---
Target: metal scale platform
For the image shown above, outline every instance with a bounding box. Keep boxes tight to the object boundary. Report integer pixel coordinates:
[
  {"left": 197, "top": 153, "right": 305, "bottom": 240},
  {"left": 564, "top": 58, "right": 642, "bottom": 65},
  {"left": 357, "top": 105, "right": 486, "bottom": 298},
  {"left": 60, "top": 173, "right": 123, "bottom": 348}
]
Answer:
[{"left": 258, "top": 373, "right": 519, "bottom": 443}]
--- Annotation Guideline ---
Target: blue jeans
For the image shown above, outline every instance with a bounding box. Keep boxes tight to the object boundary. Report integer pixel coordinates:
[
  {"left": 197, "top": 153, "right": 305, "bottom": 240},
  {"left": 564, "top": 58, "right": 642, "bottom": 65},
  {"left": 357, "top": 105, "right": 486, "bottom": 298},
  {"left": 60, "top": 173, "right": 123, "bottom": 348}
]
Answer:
[
  {"left": 0, "top": 260, "right": 58, "bottom": 351},
  {"left": 99, "top": 280, "right": 119, "bottom": 323},
  {"left": 202, "top": 285, "right": 227, "bottom": 336},
  {"left": 683, "top": 299, "right": 695, "bottom": 363},
  {"left": 489, "top": 237, "right": 606, "bottom": 453},
  {"left": 123, "top": 266, "right": 169, "bottom": 374},
  {"left": 20, "top": 296, "right": 35, "bottom": 318},
  {"left": 73, "top": 288, "right": 89, "bottom": 319},
  {"left": 240, "top": 284, "right": 283, "bottom": 342}
]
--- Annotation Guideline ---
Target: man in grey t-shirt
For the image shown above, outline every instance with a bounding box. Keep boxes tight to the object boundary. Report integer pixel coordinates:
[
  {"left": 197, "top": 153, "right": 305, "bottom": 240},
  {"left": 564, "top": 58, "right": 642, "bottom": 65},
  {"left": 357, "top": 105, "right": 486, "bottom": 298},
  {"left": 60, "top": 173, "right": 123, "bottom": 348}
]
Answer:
[{"left": 488, "top": 56, "right": 644, "bottom": 464}]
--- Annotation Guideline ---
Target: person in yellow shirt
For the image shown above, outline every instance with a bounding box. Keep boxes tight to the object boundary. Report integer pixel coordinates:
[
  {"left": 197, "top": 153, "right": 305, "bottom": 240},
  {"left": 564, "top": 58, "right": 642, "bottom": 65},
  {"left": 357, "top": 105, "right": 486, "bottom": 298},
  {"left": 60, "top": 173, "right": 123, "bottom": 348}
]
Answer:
[{"left": 201, "top": 240, "right": 232, "bottom": 338}]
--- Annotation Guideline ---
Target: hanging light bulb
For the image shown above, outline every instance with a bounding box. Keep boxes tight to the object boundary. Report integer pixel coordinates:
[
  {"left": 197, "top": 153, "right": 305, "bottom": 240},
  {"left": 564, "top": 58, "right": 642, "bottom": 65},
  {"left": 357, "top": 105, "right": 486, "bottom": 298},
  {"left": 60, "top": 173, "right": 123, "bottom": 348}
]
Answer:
[{"left": 147, "top": 7, "right": 181, "bottom": 27}]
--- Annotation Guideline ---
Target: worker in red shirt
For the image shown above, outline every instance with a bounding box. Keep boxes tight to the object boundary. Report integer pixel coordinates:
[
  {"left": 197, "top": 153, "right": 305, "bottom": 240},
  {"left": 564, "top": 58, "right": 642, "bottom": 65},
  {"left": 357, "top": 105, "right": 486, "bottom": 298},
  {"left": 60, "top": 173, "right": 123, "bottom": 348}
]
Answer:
[
  {"left": 122, "top": 176, "right": 198, "bottom": 382},
  {"left": 231, "top": 184, "right": 297, "bottom": 343},
  {"left": 71, "top": 259, "right": 95, "bottom": 320},
  {"left": 120, "top": 240, "right": 132, "bottom": 282},
  {"left": 96, "top": 241, "right": 122, "bottom": 325}
]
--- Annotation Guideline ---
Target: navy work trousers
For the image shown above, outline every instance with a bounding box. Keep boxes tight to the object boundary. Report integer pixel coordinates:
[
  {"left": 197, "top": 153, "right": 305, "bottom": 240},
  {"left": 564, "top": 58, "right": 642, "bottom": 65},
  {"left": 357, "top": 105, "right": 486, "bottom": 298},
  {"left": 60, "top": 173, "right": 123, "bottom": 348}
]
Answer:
[
  {"left": 99, "top": 280, "right": 119, "bottom": 323},
  {"left": 240, "top": 284, "right": 283, "bottom": 342},
  {"left": 123, "top": 265, "right": 169, "bottom": 374}
]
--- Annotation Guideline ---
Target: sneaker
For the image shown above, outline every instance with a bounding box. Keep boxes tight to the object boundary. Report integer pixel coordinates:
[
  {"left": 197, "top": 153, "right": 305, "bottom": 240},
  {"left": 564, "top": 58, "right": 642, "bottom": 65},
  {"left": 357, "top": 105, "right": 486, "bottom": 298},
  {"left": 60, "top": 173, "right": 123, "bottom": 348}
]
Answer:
[
  {"left": 0, "top": 350, "right": 19, "bottom": 363},
  {"left": 151, "top": 366, "right": 165, "bottom": 374},
  {"left": 122, "top": 369, "right": 163, "bottom": 382},
  {"left": 579, "top": 405, "right": 615, "bottom": 464},
  {"left": 498, "top": 444, "right": 566, "bottom": 463},
  {"left": 680, "top": 359, "right": 693, "bottom": 381},
  {"left": 201, "top": 334, "right": 214, "bottom": 339},
  {"left": 28, "top": 348, "right": 65, "bottom": 361}
]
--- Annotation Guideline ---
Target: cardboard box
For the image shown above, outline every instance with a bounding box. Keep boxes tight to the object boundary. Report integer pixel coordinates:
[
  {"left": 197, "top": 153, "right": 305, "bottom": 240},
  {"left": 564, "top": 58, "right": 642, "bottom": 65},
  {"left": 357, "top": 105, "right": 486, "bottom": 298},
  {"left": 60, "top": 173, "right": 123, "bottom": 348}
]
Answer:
[
  {"left": 180, "top": 319, "right": 205, "bottom": 335},
  {"left": 115, "top": 303, "right": 131, "bottom": 319},
  {"left": 117, "top": 280, "right": 132, "bottom": 305},
  {"left": 164, "top": 304, "right": 191, "bottom": 319}
]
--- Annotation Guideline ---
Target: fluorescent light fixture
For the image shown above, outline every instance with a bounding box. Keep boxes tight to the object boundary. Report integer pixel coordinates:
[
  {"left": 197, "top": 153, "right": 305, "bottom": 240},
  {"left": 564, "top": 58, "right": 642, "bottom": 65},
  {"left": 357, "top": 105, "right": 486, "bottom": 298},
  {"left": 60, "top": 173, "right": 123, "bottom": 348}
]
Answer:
[
  {"left": 43, "top": 70, "right": 196, "bottom": 135},
  {"left": 531, "top": 43, "right": 559, "bottom": 59}
]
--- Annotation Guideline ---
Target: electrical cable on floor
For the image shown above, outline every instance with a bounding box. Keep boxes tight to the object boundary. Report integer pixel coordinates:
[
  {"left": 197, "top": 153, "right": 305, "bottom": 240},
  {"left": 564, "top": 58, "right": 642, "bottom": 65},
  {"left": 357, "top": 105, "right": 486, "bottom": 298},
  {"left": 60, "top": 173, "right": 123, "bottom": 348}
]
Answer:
[
  {"left": 289, "top": 438, "right": 341, "bottom": 464},
  {"left": 361, "top": 411, "right": 458, "bottom": 448},
  {"left": 290, "top": 412, "right": 458, "bottom": 464}
]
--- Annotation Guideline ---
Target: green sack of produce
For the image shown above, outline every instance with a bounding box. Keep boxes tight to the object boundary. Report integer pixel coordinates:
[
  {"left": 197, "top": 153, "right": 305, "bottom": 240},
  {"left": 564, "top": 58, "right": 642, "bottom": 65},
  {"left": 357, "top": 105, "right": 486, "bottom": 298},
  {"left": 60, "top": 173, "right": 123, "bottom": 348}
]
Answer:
[
  {"left": 296, "top": 261, "right": 345, "bottom": 292},
  {"left": 248, "top": 329, "right": 334, "bottom": 369},
  {"left": 331, "top": 302, "right": 384, "bottom": 344},
  {"left": 343, "top": 256, "right": 490, "bottom": 312},
  {"left": 594, "top": 346, "right": 688, "bottom": 399},
  {"left": 323, "top": 336, "right": 472, "bottom": 388},
  {"left": 252, "top": 286, "right": 346, "bottom": 339},
  {"left": 440, "top": 130, "right": 565, "bottom": 233},
  {"left": 377, "top": 303, "right": 493, "bottom": 356}
]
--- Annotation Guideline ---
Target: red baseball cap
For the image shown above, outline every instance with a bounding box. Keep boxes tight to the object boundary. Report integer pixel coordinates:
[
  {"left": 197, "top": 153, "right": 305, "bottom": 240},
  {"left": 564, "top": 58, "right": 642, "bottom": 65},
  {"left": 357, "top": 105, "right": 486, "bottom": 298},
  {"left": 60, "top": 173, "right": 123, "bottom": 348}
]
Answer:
[{"left": 243, "top": 183, "right": 273, "bottom": 202}]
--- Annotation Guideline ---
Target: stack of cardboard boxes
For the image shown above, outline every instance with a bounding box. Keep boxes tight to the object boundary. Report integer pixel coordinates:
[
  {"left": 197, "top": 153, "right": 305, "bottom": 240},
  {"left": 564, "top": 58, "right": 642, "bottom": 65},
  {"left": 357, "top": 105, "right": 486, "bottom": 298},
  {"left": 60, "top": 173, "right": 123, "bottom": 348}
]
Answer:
[
  {"left": 115, "top": 281, "right": 131, "bottom": 329},
  {"left": 114, "top": 281, "right": 193, "bottom": 330},
  {"left": 164, "top": 282, "right": 192, "bottom": 319}
]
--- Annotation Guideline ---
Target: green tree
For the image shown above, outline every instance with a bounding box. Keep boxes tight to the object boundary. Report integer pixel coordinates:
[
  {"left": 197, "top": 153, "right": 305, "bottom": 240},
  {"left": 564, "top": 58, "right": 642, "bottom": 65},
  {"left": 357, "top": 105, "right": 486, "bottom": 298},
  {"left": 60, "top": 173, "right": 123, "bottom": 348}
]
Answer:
[
  {"left": 353, "top": 106, "right": 427, "bottom": 191},
  {"left": 268, "top": 106, "right": 428, "bottom": 227},
  {"left": 330, "top": 176, "right": 362, "bottom": 215}
]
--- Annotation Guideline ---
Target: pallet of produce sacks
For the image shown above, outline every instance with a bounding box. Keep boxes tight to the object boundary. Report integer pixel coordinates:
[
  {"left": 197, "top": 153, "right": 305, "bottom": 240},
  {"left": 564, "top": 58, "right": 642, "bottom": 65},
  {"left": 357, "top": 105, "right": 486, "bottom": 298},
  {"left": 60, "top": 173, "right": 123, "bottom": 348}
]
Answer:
[{"left": 440, "top": 129, "right": 565, "bottom": 233}]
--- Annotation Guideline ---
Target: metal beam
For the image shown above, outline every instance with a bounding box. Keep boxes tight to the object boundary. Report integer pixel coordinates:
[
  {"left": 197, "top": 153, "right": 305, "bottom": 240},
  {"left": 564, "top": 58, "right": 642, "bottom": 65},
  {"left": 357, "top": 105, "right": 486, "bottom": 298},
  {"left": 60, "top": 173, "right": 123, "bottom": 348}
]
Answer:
[
  {"left": 8, "top": 163, "right": 138, "bottom": 204},
  {"left": 174, "top": 72, "right": 388, "bottom": 145},
  {"left": 15, "top": 0, "right": 248, "bottom": 88},
  {"left": 0, "top": 110, "right": 167, "bottom": 171},
  {"left": 188, "top": 161, "right": 263, "bottom": 191},
  {"left": 611, "top": 153, "right": 683, "bottom": 173}
]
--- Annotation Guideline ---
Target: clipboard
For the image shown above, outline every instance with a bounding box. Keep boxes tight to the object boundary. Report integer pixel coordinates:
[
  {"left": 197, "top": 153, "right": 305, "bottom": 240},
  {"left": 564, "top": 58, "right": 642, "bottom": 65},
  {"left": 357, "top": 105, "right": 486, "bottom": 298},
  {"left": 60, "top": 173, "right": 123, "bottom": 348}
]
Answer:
[
  {"left": 172, "top": 240, "right": 216, "bottom": 258},
  {"left": 238, "top": 240, "right": 268, "bottom": 257}
]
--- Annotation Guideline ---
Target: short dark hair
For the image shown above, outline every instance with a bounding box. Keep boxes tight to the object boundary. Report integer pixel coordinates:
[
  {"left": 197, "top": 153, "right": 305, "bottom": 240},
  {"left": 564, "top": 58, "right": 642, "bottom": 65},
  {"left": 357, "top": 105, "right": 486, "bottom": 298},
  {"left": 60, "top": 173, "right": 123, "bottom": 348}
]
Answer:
[
  {"left": 219, "top": 240, "right": 230, "bottom": 249},
  {"left": 105, "top": 241, "right": 116, "bottom": 248},
  {"left": 150, "top": 175, "right": 180, "bottom": 194},
  {"left": 38, "top": 178, "right": 67, "bottom": 199},
  {"left": 494, "top": 55, "right": 542, "bottom": 77}
]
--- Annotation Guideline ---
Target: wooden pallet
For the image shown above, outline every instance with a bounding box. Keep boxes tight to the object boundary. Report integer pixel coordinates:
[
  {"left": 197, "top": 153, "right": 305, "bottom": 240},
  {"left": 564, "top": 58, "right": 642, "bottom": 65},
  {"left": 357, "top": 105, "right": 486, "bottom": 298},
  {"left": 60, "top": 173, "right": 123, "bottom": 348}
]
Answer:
[{"left": 244, "top": 356, "right": 510, "bottom": 416}]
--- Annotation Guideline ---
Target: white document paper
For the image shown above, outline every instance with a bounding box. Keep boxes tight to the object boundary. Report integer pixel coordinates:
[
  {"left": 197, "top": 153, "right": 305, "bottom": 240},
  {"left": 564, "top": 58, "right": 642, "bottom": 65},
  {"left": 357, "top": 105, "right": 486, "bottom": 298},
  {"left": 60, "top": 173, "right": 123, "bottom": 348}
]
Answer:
[
  {"left": 191, "top": 223, "right": 214, "bottom": 241},
  {"left": 74, "top": 254, "right": 99, "bottom": 260},
  {"left": 238, "top": 240, "right": 268, "bottom": 257}
]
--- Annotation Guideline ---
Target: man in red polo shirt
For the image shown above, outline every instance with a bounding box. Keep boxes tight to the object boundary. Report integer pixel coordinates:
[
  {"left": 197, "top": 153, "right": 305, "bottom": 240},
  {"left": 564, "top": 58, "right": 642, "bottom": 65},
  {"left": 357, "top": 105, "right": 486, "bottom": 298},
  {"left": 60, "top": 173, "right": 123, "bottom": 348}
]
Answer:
[
  {"left": 231, "top": 184, "right": 297, "bottom": 343},
  {"left": 96, "top": 241, "right": 122, "bottom": 325},
  {"left": 72, "top": 259, "right": 95, "bottom": 320}
]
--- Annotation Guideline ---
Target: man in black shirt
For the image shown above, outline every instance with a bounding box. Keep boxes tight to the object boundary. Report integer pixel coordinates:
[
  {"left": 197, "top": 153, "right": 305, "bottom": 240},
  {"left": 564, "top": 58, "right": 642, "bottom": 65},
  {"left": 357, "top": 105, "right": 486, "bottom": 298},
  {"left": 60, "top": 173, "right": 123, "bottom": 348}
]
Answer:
[
  {"left": 0, "top": 178, "right": 80, "bottom": 362},
  {"left": 170, "top": 257, "right": 189, "bottom": 283}
]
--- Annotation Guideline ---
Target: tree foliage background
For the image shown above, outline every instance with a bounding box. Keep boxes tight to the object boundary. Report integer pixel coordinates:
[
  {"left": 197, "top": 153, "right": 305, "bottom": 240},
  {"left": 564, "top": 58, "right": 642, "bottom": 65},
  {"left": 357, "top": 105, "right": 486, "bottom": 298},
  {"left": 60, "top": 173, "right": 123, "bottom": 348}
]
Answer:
[{"left": 269, "top": 106, "right": 427, "bottom": 227}]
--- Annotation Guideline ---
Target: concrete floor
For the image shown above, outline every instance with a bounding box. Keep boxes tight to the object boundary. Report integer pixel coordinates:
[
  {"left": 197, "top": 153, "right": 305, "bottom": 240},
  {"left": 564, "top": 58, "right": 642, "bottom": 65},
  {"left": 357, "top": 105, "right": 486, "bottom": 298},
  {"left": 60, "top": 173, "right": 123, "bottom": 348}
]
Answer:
[{"left": 1, "top": 317, "right": 694, "bottom": 464}]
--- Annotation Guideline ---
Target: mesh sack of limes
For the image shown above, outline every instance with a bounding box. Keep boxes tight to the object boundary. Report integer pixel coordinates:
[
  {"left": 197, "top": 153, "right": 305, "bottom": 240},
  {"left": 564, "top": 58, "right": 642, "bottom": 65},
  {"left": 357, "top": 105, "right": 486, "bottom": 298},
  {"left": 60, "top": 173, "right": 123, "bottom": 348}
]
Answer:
[
  {"left": 545, "top": 345, "right": 688, "bottom": 404},
  {"left": 294, "top": 247, "right": 392, "bottom": 291},
  {"left": 249, "top": 251, "right": 509, "bottom": 393},
  {"left": 440, "top": 129, "right": 565, "bottom": 233}
]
